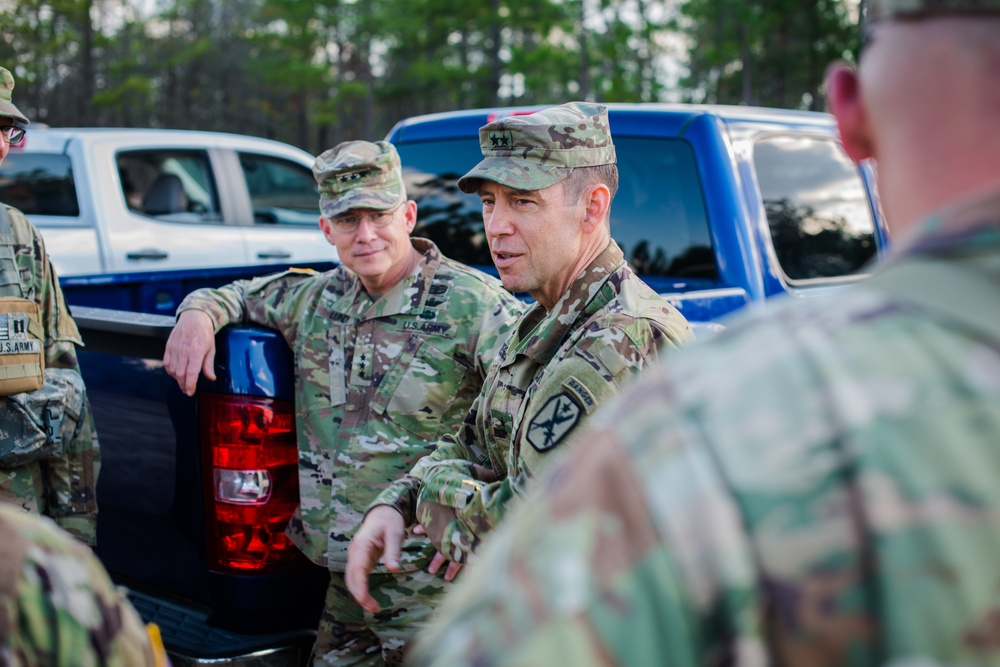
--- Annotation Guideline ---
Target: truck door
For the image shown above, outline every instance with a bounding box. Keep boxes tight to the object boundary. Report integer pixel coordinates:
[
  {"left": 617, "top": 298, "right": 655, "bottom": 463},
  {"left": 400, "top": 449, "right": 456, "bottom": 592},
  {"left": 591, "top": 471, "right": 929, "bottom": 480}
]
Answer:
[
  {"left": 112, "top": 148, "right": 250, "bottom": 271},
  {"left": 224, "top": 151, "right": 337, "bottom": 267}
]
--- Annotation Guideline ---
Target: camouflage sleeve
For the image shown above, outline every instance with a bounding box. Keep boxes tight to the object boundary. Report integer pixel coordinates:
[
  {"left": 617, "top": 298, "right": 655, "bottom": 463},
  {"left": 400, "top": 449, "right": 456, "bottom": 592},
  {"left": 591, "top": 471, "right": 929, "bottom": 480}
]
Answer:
[
  {"left": 11, "top": 211, "right": 100, "bottom": 544},
  {"left": 471, "top": 290, "right": 526, "bottom": 377},
  {"left": 177, "top": 268, "right": 319, "bottom": 339},
  {"left": 409, "top": 384, "right": 762, "bottom": 667},
  {"left": 413, "top": 324, "right": 664, "bottom": 562},
  {"left": 0, "top": 506, "right": 157, "bottom": 666}
]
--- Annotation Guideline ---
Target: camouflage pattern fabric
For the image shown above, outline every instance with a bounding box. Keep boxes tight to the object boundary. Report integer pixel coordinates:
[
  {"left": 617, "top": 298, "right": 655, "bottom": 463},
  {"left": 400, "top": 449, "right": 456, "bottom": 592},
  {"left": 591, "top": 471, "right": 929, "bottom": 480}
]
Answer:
[
  {"left": 407, "top": 189, "right": 1000, "bottom": 667},
  {"left": 0, "top": 205, "right": 100, "bottom": 545},
  {"left": 178, "top": 238, "right": 524, "bottom": 663},
  {"left": 0, "top": 67, "right": 29, "bottom": 125},
  {"left": 0, "top": 504, "right": 155, "bottom": 666},
  {"left": 372, "top": 241, "right": 693, "bottom": 564},
  {"left": 457, "top": 101, "right": 616, "bottom": 194},
  {"left": 315, "top": 568, "right": 444, "bottom": 666},
  {"left": 315, "top": 141, "right": 405, "bottom": 220},
  {"left": 868, "top": 0, "right": 1000, "bottom": 21}
]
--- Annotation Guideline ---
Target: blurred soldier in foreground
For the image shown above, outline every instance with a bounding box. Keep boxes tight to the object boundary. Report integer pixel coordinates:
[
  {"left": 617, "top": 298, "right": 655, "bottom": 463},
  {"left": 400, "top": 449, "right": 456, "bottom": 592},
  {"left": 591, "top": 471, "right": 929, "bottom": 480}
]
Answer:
[
  {"left": 346, "top": 102, "right": 692, "bottom": 611},
  {"left": 0, "top": 66, "right": 101, "bottom": 545},
  {"left": 407, "top": 3, "right": 1000, "bottom": 666},
  {"left": 0, "top": 503, "right": 161, "bottom": 665},
  {"left": 163, "top": 140, "right": 524, "bottom": 666}
]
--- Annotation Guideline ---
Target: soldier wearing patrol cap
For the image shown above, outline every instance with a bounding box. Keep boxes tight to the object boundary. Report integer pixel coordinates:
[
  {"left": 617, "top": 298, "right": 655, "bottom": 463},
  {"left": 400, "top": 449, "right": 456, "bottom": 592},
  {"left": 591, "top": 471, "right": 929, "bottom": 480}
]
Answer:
[
  {"left": 0, "top": 65, "right": 102, "bottom": 547},
  {"left": 164, "top": 139, "right": 525, "bottom": 666},
  {"left": 404, "top": 3, "right": 1000, "bottom": 667},
  {"left": 346, "top": 103, "right": 693, "bottom": 612}
]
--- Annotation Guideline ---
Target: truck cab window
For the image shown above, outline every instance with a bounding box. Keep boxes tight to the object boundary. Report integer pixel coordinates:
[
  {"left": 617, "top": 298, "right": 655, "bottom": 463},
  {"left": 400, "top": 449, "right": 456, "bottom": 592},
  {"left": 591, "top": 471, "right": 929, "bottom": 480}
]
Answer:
[
  {"left": 396, "top": 137, "right": 716, "bottom": 286},
  {"left": 611, "top": 137, "right": 715, "bottom": 283},
  {"left": 238, "top": 153, "right": 318, "bottom": 226},
  {"left": 754, "top": 135, "right": 876, "bottom": 283},
  {"left": 116, "top": 151, "right": 222, "bottom": 224},
  {"left": 0, "top": 153, "right": 80, "bottom": 217}
]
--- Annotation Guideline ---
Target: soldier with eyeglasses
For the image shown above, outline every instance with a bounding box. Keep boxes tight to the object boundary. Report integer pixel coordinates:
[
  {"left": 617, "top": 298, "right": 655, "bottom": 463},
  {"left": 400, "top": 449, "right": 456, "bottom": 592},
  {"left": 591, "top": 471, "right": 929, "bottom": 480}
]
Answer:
[
  {"left": 0, "top": 65, "right": 103, "bottom": 548},
  {"left": 164, "top": 140, "right": 525, "bottom": 666}
]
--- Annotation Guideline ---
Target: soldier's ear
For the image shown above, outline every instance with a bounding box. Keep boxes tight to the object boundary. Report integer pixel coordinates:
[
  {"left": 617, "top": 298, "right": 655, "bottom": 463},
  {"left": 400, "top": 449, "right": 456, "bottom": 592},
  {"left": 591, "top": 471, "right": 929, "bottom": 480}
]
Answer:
[
  {"left": 318, "top": 216, "right": 337, "bottom": 244},
  {"left": 402, "top": 200, "right": 418, "bottom": 234},
  {"left": 580, "top": 184, "right": 611, "bottom": 234},
  {"left": 826, "top": 61, "right": 874, "bottom": 163}
]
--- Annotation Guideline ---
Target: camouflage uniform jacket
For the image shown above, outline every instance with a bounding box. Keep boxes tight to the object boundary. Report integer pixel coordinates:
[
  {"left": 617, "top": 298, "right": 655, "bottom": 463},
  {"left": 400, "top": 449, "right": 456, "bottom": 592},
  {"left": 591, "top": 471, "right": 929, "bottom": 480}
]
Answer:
[
  {"left": 373, "top": 241, "right": 693, "bottom": 561},
  {"left": 0, "top": 205, "right": 100, "bottom": 545},
  {"left": 177, "top": 238, "right": 524, "bottom": 571},
  {"left": 408, "top": 190, "right": 1000, "bottom": 667},
  {"left": 0, "top": 504, "right": 156, "bottom": 666}
]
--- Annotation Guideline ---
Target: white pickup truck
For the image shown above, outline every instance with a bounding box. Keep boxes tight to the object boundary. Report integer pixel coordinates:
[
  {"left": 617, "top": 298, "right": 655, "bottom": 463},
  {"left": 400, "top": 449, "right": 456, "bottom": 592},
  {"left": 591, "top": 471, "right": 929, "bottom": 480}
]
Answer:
[{"left": 0, "top": 127, "right": 335, "bottom": 276}]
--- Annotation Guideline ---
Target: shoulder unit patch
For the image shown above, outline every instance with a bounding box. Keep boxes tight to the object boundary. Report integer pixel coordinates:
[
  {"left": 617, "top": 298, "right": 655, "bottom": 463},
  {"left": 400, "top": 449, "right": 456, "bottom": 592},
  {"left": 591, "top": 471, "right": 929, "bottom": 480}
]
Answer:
[{"left": 526, "top": 392, "right": 583, "bottom": 453}]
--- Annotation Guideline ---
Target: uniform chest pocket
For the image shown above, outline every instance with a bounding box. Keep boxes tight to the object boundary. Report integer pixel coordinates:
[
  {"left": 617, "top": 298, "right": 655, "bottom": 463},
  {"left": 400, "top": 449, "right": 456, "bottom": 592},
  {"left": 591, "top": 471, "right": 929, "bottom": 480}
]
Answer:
[
  {"left": 296, "top": 324, "right": 347, "bottom": 412},
  {"left": 371, "top": 334, "right": 469, "bottom": 437}
]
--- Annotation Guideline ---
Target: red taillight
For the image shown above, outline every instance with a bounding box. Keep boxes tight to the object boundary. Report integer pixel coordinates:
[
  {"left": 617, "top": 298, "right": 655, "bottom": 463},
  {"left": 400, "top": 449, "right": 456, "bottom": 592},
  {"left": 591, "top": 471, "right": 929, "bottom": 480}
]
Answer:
[{"left": 200, "top": 393, "right": 303, "bottom": 572}]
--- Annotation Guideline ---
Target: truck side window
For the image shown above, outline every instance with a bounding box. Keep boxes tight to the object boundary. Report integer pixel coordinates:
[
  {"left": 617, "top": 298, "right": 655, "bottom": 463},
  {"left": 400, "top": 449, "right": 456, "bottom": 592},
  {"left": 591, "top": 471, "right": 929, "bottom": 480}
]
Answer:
[
  {"left": 238, "top": 153, "right": 319, "bottom": 226},
  {"left": 611, "top": 137, "right": 715, "bottom": 282},
  {"left": 396, "top": 137, "right": 717, "bottom": 285},
  {"left": 0, "top": 153, "right": 80, "bottom": 217},
  {"left": 116, "top": 151, "right": 222, "bottom": 224},
  {"left": 754, "top": 136, "right": 876, "bottom": 282}
]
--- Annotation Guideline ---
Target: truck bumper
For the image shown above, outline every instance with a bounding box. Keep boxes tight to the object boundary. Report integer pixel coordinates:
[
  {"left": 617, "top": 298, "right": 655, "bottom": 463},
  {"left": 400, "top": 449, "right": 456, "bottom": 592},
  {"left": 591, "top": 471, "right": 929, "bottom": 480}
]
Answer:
[{"left": 126, "top": 587, "right": 316, "bottom": 667}]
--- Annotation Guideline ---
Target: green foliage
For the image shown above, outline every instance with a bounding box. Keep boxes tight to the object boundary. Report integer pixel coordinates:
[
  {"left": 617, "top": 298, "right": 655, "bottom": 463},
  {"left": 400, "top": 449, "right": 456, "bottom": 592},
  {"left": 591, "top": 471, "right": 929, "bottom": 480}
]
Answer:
[
  {"left": 1, "top": 0, "right": 859, "bottom": 152},
  {"left": 680, "top": 0, "right": 856, "bottom": 109}
]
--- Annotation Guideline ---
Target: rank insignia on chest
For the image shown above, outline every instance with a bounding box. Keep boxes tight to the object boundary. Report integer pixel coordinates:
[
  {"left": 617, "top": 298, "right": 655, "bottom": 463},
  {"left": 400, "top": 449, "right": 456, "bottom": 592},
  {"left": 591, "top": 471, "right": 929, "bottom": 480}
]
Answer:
[{"left": 526, "top": 392, "right": 583, "bottom": 452}]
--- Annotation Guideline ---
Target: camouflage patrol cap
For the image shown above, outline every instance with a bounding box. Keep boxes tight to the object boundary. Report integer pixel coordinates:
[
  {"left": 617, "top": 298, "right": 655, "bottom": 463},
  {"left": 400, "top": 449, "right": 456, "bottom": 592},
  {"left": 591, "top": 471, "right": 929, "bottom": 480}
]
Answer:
[
  {"left": 457, "top": 101, "right": 616, "bottom": 194},
  {"left": 868, "top": 0, "right": 1000, "bottom": 21},
  {"left": 0, "top": 67, "right": 29, "bottom": 126},
  {"left": 313, "top": 140, "right": 405, "bottom": 219}
]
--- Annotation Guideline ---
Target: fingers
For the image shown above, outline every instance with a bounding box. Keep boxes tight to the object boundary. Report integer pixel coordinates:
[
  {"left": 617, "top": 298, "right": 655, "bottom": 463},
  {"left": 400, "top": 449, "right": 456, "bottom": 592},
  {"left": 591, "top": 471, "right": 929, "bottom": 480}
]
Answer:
[
  {"left": 412, "top": 524, "right": 425, "bottom": 536},
  {"left": 444, "top": 560, "right": 462, "bottom": 582},
  {"left": 345, "top": 507, "right": 407, "bottom": 613},
  {"left": 345, "top": 537, "right": 383, "bottom": 614},
  {"left": 426, "top": 551, "right": 446, "bottom": 575},
  {"left": 163, "top": 310, "right": 216, "bottom": 396}
]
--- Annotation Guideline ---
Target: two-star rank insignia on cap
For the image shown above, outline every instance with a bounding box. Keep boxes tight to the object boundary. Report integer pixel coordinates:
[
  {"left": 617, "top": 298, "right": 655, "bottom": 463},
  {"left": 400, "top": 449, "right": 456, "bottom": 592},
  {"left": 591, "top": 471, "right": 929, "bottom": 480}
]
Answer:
[
  {"left": 488, "top": 130, "right": 513, "bottom": 150},
  {"left": 526, "top": 392, "right": 583, "bottom": 452}
]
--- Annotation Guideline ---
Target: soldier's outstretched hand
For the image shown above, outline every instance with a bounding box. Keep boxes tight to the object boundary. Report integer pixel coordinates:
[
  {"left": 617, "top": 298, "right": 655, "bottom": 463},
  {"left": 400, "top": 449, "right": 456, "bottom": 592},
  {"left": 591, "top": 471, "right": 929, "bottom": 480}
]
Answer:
[
  {"left": 346, "top": 505, "right": 406, "bottom": 613},
  {"left": 163, "top": 310, "right": 217, "bottom": 396}
]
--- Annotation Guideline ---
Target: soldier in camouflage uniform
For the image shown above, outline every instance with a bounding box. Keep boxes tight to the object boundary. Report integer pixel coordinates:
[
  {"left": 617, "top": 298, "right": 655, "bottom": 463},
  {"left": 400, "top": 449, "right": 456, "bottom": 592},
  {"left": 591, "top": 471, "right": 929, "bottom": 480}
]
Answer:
[
  {"left": 406, "top": 4, "right": 1000, "bottom": 667},
  {"left": 163, "top": 140, "right": 524, "bottom": 666},
  {"left": 0, "top": 66, "right": 101, "bottom": 546},
  {"left": 346, "top": 103, "right": 693, "bottom": 611},
  {"left": 0, "top": 503, "right": 160, "bottom": 666}
]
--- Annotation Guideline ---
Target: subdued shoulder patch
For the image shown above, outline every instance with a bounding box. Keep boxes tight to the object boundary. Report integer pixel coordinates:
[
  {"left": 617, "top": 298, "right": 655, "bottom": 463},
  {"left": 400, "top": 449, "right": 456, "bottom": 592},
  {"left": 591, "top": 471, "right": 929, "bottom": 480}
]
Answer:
[
  {"left": 562, "top": 375, "right": 597, "bottom": 414},
  {"left": 526, "top": 392, "right": 583, "bottom": 453}
]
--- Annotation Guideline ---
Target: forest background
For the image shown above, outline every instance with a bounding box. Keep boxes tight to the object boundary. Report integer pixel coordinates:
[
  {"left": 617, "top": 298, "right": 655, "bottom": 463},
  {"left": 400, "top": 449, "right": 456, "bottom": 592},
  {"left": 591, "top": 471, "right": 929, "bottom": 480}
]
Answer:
[{"left": 1, "top": 0, "right": 861, "bottom": 155}]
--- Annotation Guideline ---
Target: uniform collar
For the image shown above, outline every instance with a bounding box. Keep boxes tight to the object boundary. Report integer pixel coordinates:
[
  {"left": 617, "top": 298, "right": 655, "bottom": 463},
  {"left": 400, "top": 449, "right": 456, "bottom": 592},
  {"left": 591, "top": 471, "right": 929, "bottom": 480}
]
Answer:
[
  {"left": 503, "top": 240, "right": 626, "bottom": 366},
  {"left": 328, "top": 238, "right": 443, "bottom": 320},
  {"left": 874, "top": 187, "right": 1000, "bottom": 269}
]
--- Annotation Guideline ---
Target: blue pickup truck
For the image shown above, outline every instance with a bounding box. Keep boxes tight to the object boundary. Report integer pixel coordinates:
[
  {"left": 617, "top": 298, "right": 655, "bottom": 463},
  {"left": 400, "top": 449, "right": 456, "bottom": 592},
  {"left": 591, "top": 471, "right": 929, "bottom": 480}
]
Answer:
[{"left": 66, "top": 104, "right": 887, "bottom": 666}]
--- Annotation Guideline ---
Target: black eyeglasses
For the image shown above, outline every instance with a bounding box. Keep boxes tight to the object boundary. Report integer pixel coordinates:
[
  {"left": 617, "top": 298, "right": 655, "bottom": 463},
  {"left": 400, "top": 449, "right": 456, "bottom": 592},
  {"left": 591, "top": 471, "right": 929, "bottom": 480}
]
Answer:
[
  {"left": 330, "top": 203, "right": 403, "bottom": 233},
  {"left": 0, "top": 126, "right": 24, "bottom": 144}
]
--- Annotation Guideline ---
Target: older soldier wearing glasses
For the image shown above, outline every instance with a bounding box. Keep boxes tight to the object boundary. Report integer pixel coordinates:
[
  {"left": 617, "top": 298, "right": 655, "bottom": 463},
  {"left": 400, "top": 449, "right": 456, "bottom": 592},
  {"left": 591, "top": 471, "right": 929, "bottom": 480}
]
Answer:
[
  {"left": 164, "top": 140, "right": 525, "bottom": 666},
  {"left": 0, "top": 65, "right": 102, "bottom": 547}
]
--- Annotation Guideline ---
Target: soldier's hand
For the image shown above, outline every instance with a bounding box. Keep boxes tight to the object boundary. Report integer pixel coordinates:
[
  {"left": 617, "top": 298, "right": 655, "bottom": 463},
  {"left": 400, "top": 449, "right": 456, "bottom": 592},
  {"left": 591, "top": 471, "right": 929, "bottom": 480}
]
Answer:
[
  {"left": 346, "top": 505, "right": 406, "bottom": 613},
  {"left": 414, "top": 524, "right": 463, "bottom": 581},
  {"left": 163, "top": 310, "right": 216, "bottom": 396}
]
